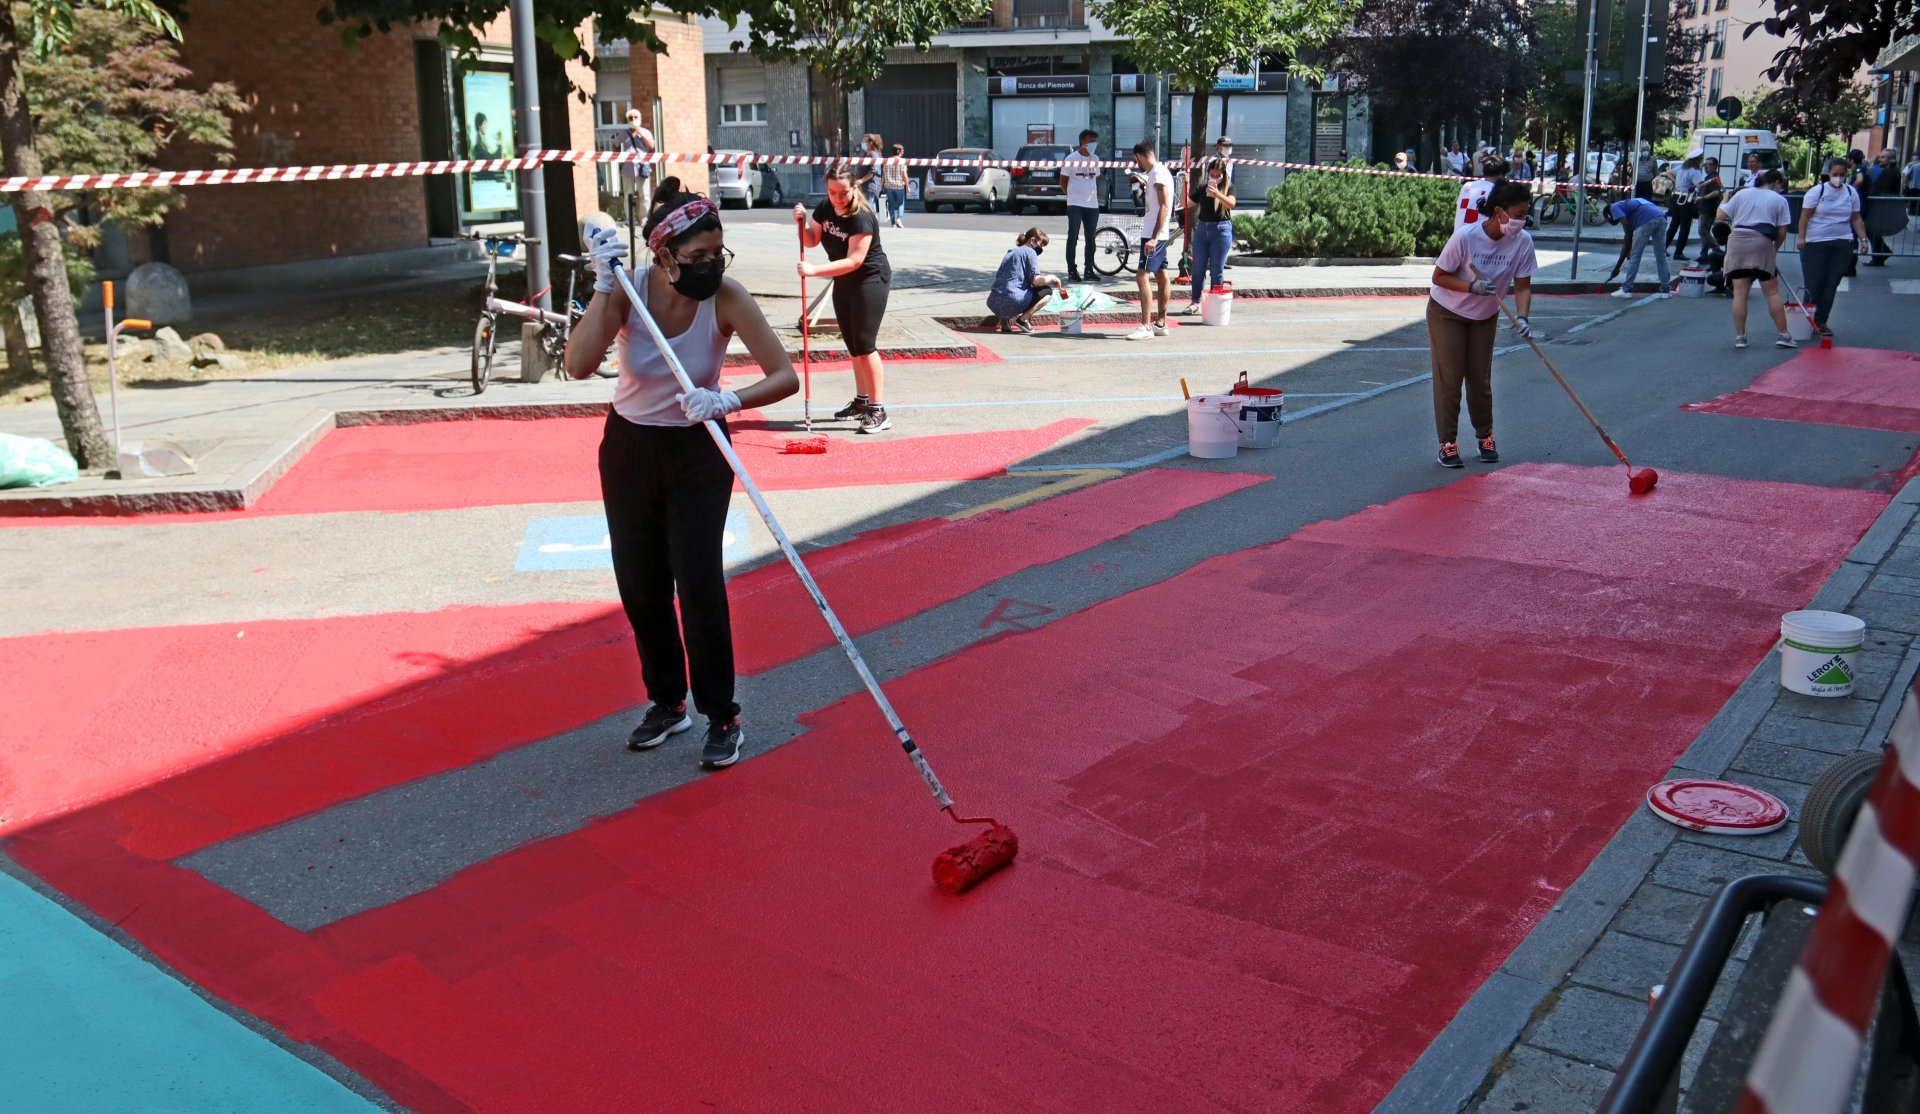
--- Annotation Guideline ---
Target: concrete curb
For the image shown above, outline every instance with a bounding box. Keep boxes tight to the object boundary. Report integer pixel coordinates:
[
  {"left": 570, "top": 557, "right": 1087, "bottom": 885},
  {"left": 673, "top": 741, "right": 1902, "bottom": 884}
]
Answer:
[{"left": 1375, "top": 475, "right": 1920, "bottom": 1113}]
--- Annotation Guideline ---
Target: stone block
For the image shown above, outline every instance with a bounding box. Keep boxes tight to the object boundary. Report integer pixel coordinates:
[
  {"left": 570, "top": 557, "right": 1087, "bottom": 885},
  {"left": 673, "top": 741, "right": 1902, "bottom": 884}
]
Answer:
[
  {"left": 1750, "top": 710, "right": 1868, "bottom": 755},
  {"left": 1614, "top": 883, "right": 1710, "bottom": 947},
  {"left": 1527, "top": 985, "right": 1646, "bottom": 1070},
  {"left": 1472, "top": 1044, "right": 1615, "bottom": 1113},
  {"left": 1729, "top": 739, "right": 1846, "bottom": 784},
  {"left": 1650, "top": 841, "right": 1816, "bottom": 897},
  {"left": 147, "top": 326, "right": 193, "bottom": 363},
  {"left": 125, "top": 261, "right": 191, "bottom": 326}
]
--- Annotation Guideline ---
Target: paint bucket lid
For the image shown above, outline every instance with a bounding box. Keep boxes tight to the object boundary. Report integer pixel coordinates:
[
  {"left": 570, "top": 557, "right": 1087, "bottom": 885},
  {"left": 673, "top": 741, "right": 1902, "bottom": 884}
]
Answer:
[
  {"left": 1781, "top": 610, "right": 1866, "bottom": 648},
  {"left": 1646, "top": 779, "right": 1789, "bottom": 835}
]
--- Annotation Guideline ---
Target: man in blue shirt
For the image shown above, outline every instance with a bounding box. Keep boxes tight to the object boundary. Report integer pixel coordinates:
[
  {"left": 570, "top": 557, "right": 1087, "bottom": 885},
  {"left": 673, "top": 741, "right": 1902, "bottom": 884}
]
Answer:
[{"left": 1606, "top": 196, "right": 1672, "bottom": 298}]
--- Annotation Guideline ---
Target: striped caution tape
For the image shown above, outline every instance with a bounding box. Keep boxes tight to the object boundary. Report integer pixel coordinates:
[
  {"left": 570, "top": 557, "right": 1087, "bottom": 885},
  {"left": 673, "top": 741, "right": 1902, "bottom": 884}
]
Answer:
[
  {"left": 0, "top": 147, "right": 1631, "bottom": 195},
  {"left": 1738, "top": 679, "right": 1920, "bottom": 1114}
]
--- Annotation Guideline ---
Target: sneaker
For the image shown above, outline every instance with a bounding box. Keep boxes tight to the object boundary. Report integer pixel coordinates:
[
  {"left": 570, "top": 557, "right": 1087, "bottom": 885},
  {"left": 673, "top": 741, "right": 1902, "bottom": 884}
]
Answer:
[
  {"left": 1067, "top": 270, "right": 1083, "bottom": 283},
  {"left": 1152, "top": 321, "right": 1170, "bottom": 336},
  {"left": 1477, "top": 436, "right": 1499, "bottom": 463},
  {"left": 700, "top": 719, "right": 744, "bottom": 769},
  {"left": 1655, "top": 291, "right": 1673, "bottom": 300},
  {"left": 1125, "top": 324, "right": 1155, "bottom": 340},
  {"left": 1438, "top": 441, "right": 1464, "bottom": 468},
  {"left": 1734, "top": 335, "right": 1748, "bottom": 349},
  {"left": 1609, "top": 288, "right": 1634, "bottom": 299},
  {"left": 857, "top": 405, "right": 891, "bottom": 434},
  {"left": 627, "top": 702, "right": 691, "bottom": 751},
  {"left": 1180, "top": 302, "right": 1201, "bottom": 315},
  {"left": 1815, "top": 323, "right": 1833, "bottom": 340},
  {"left": 1776, "top": 332, "right": 1797, "bottom": 349},
  {"left": 833, "top": 397, "right": 870, "bottom": 421}
]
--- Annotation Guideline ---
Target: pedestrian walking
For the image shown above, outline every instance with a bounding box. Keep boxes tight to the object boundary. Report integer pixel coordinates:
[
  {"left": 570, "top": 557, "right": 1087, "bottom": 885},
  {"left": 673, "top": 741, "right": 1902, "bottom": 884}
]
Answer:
[
  {"left": 1063, "top": 128, "right": 1103, "bottom": 282},
  {"left": 618, "top": 109, "right": 657, "bottom": 222},
  {"left": 1393, "top": 151, "right": 1412, "bottom": 172},
  {"left": 986, "top": 228, "right": 1064, "bottom": 332},
  {"left": 1454, "top": 153, "right": 1509, "bottom": 232},
  {"left": 797, "top": 163, "right": 894, "bottom": 433},
  {"left": 1213, "top": 135, "right": 1236, "bottom": 186},
  {"left": 881, "top": 144, "right": 909, "bottom": 229},
  {"left": 563, "top": 180, "right": 800, "bottom": 769},
  {"left": 856, "top": 134, "right": 884, "bottom": 220},
  {"left": 1446, "top": 141, "right": 1468, "bottom": 177},
  {"left": 1427, "top": 180, "right": 1538, "bottom": 469},
  {"left": 1668, "top": 150, "right": 1705, "bottom": 259},
  {"left": 1125, "top": 142, "right": 1176, "bottom": 342},
  {"left": 1183, "top": 157, "right": 1236, "bottom": 314},
  {"left": 1510, "top": 149, "right": 1534, "bottom": 183},
  {"left": 1716, "top": 168, "right": 1796, "bottom": 350},
  {"left": 1605, "top": 195, "right": 1672, "bottom": 297},
  {"left": 1692, "top": 159, "right": 1725, "bottom": 262},
  {"left": 1862, "top": 149, "right": 1903, "bottom": 266},
  {"left": 1796, "top": 156, "right": 1872, "bottom": 342},
  {"left": 1904, "top": 151, "right": 1920, "bottom": 217},
  {"left": 1633, "top": 144, "right": 1655, "bottom": 200}
]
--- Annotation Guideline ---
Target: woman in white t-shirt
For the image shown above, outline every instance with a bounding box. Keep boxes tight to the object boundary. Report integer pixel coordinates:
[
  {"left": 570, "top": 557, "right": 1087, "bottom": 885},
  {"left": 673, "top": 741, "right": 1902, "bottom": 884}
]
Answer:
[
  {"left": 1427, "top": 180, "right": 1538, "bottom": 469},
  {"left": 1796, "top": 156, "right": 1872, "bottom": 341},
  {"left": 1716, "top": 169, "right": 1796, "bottom": 350}
]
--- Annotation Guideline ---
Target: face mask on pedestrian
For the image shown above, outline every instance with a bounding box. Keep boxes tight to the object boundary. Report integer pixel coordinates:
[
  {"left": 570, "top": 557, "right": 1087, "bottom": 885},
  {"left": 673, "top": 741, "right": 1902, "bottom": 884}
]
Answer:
[{"left": 666, "top": 254, "right": 726, "bottom": 301}]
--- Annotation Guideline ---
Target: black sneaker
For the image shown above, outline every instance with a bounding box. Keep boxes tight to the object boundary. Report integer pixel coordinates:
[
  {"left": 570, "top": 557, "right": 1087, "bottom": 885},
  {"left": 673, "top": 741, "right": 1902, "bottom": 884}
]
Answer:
[
  {"left": 1067, "top": 269, "right": 1083, "bottom": 283},
  {"left": 1438, "top": 441, "right": 1463, "bottom": 468},
  {"left": 700, "top": 719, "right": 743, "bottom": 769},
  {"left": 627, "top": 702, "right": 691, "bottom": 750},
  {"left": 857, "top": 405, "right": 892, "bottom": 435},
  {"left": 1477, "top": 436, "right": 1499, "bottom": 463},
  {"left": 833, "top": 397, "right": 871, "bottom": 421}
]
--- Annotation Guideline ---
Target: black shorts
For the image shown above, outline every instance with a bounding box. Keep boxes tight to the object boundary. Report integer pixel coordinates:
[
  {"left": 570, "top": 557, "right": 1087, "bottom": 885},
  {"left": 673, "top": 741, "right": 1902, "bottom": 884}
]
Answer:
[
  {"left": 832, "top": 273, "right": 891, "bottom": 357},
  {"left": 1726, "top": 267, "right": 1777, "bottom": 282}
]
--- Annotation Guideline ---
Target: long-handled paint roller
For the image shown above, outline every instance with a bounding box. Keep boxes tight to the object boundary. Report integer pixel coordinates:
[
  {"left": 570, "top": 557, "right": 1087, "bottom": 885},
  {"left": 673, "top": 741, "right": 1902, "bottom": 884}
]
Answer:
[
  {"left": 781, "top": 211, "right": 831, "bottom": 455},
  {"left": 1495, "top": 296, "right": 1660, "bottom": 495},
  {"left": 611, "top": 260, "right": 1017, "bottom": 893}
]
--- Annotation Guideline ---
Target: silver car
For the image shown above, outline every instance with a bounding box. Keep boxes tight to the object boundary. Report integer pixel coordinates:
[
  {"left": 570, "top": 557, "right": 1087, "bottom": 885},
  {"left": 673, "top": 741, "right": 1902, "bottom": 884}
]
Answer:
[
  {"left": 712, "top": 151, "right": 784, "bottom": 209},
  {"left": 922, "top": 148, "right": 1014, "bottom": 213}
]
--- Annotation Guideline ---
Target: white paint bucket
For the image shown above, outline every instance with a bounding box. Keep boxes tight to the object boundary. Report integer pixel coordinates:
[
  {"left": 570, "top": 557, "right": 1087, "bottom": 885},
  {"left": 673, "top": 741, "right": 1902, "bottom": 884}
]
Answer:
[
  {"left": 1201, "top": 284, "right": 1234, "bottom": 326},
  {"left": 1232, "top": 393, "right": 1284, "bottom": 449},
  {"left": 1779, "top": 610, "right": 1866, "bottom": 697},
  {"left": 1187, "top": 395, "right": 1240, "bottom": 459},
  {"left": 1784, "top": 304, "right": 1815, "bottom": 343},
  {"left": 1059, "top": 309, "right": 1084, "bottom": 334},
  {"left": 1677, "top": 267, "right": 1708, "bottom": 298}
]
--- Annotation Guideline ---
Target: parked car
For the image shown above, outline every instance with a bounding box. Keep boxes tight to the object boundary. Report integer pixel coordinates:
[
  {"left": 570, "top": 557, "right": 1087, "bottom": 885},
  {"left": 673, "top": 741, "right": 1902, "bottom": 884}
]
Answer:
[
  {"left": 1007, "top": 144, "right": 1071, "bottom": 214},
  {"left": 711, "top": 151, "right": 783, "bottom": 209},
  {"left": 922, "top": 148, "right": 1013, "bottom": 213}
]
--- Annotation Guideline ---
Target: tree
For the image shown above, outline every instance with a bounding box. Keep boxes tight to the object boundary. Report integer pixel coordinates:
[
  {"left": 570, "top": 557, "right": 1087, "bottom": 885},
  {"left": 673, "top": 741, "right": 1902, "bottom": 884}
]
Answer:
[
  {"left": 1335, "top": 0, "right": 1536, "bottom": 169},
  {"left": 1091, "top": 0, "right": 1356, "bottom": 169},
  {"left": 1523, "top": 0, "right": 1705, "bottom": 158},
  {"left": 321, "top": 0, "right": 991, "bottom": 92},
  {"left": 0, "top": 1, "right": 192, "bottom": 467},
  {"left": 1745, "top": 82, "right": 1872, "bottom": 153},
  {"left": 1749, "top": 0, "right": 1917, "bottom": 102}
]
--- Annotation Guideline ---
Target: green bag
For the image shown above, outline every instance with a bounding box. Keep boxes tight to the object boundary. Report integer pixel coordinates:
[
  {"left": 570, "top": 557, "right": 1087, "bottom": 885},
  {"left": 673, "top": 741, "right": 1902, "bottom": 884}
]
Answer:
[{"left": 0, "top": 432, "right": 80, "bottom": 488}]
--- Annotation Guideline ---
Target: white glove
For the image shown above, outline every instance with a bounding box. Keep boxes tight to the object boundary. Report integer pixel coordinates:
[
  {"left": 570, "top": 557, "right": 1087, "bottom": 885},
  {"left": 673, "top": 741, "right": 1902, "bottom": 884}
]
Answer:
[
  {"left": 678, "top": 387, "right": 742, "bottom": 423},
  {"left": 1512, "top": 315, "right": 1533, "bottom": 338},
  {"left": 1469, "top": 277, "right": 1495, "bottom": 297},
  {"left": 585, "top": 225, "right": 628, "bottom": 294}
]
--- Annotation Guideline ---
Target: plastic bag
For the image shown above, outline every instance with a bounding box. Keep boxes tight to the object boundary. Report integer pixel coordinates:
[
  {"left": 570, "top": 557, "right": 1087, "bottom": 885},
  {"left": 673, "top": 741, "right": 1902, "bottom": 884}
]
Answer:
[
  {"left": 1040, "top": 284, "right": 1122, "bottom": 314},
  {"left": 0, "top": 432, "right": 80, "bottom": 488}
]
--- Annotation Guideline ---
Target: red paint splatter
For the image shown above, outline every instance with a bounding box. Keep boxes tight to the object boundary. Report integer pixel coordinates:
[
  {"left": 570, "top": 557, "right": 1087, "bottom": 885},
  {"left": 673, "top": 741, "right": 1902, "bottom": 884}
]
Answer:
[{"left": 1685, "top": 347, "right": 1920, "bottom": 433}]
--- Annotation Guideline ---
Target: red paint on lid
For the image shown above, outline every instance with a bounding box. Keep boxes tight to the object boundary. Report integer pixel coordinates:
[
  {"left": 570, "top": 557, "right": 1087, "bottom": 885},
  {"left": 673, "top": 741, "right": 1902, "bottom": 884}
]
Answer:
[{"left": 1647, "top": 779, "right": 1789, "bottom": 835}]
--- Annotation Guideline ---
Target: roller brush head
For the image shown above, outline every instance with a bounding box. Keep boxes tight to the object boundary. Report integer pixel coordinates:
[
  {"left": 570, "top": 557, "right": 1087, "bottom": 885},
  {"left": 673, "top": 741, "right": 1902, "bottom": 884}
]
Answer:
[
  {"left": 781, "top": 436, "right": 830, "bottom": 454},
  {"left": 931, "top": 823, "right": 1019, "bottom": 893},
  {"left": 1629, "top": 468, "right": 1659, "bottom": 495}
]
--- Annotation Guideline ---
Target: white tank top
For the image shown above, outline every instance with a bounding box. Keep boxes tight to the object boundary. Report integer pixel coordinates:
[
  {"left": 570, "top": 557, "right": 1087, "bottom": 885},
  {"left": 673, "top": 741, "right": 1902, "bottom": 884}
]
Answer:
[{"left": 612, "top": 263, "right": 728, "bottom": 426}]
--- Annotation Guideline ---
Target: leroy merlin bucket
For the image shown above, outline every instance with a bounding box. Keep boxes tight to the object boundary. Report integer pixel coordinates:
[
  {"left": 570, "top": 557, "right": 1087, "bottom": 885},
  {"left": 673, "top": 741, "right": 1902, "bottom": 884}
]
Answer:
[
  {"left": 1779, "top": 610, "right": 1867, "bottom": 697},
  {"left": 1201, "top": 284, "right": 1234, "bottom": 326},
  {"left": 1229, "top": 372, "right": 1284, "bottom": 449},
  {"left": 1058, "top": 309, "right": 1084, "bottom": 334},
  {"left": 1677, "top": 267, "right": 1708, "bottom": 298},
  {"left": 1187, "top": 395, "right": 1240, "bottom": 459},
  {"left": 1785, "top": 292, "right": 1816, "bottom": 343}
]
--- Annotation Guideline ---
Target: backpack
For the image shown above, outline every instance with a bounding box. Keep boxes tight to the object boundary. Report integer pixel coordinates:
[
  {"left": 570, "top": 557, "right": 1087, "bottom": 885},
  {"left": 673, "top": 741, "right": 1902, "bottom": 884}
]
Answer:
[{"left": 1651, "top": 171, "right": 1676, "bottom": 201}]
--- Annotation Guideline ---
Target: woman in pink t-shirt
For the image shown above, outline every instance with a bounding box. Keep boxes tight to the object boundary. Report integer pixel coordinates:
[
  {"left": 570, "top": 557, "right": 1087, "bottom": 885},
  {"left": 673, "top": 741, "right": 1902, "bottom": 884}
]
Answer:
[{"left": 1426, "top": 180, "right": 1538, "bottom": 469}]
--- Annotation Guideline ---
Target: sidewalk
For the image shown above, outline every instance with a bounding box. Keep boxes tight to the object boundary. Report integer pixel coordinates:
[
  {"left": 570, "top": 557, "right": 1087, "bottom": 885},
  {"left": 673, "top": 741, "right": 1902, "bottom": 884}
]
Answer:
[{"left": 1379, "top": 480, "right": 1920, "bottom": 1112}]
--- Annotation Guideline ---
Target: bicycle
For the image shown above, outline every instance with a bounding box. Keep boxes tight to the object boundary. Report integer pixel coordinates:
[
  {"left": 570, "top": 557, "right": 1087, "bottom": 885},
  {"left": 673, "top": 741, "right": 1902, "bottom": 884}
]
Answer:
[
  {"left": 1089, "top": 215, "right": 1136, "bottom": 277},
  {"left": 468, "top": 233, "right": 614, "bottom": 394}
]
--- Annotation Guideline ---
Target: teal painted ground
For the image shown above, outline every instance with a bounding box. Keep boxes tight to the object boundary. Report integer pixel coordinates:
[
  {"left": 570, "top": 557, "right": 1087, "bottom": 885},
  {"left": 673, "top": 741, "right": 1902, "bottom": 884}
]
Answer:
[{"left": 0, "top": 868, "right": 378, "bottom": 1112}]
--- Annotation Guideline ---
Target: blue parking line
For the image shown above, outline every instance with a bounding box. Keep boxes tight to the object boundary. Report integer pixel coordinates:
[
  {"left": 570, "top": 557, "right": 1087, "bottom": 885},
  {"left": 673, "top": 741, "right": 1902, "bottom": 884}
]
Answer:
[{"left": 516, "top": 510, "right": 753, "bottom": 572}]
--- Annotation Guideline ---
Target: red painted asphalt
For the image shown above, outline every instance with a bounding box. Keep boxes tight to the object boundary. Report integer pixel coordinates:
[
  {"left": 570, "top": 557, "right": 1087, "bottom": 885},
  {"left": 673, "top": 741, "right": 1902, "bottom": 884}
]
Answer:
[
  {"left": 4, "top": 464, "right": 1881, "bottom": 1112},
  {"left": 1685, "top": 347, "right": 1920, "bottom": 433}
]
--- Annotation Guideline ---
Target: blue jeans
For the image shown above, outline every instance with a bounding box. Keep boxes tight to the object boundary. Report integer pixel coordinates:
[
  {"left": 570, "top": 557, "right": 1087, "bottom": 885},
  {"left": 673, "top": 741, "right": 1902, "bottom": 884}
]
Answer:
[
  {"left": 1065, "top": 205, "right": 1100, "bottom": 275},
  {"left": 885, "top": 187, "right": 906, "bottom": 224},
  {"left": 1190, "top": 220, "right": 1233, "bottom": 302},
  {"left": 1620, "top": 216, "right": 1671, "bottom": 291}
]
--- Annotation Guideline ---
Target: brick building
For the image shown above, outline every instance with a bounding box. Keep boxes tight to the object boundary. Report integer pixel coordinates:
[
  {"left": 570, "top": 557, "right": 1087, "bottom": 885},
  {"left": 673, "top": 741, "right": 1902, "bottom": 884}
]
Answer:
[{"left": 123, "top": 3, "right": 705, "bottom": 280}]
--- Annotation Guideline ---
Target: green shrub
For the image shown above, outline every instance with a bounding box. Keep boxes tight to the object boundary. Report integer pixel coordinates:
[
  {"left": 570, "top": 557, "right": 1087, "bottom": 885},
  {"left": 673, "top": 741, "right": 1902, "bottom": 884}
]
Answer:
[
  {"left": 1653, "top": 137, "right": 1688, "bottom": 160},
  {"left": 1237, "top": 169, "right": 1461, "bottom": 258}
]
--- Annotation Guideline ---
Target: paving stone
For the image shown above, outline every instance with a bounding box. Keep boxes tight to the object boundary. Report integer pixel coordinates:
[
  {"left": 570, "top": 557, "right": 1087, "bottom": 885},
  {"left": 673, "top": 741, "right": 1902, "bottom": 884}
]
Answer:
[
  {"left": 1751, "top": 710, "right": 1870, "bottom": 755},
  {"left": 1850, "top": 591, "right": 1920, "bottom": 635},
  {"left": 1527, "top": 985, "right": 1647, "bottom": 1070},
  {"left": 1472, "top": 1044, "right": 1615, "bottom": 1113},
  {"left": 1770, "top": 690, "right": 1876, "bottom": 726},
  {"left": 1651, "top": 842, "right": 1818, "bottom": 897},
  {"left": 1614, "top": 883, "right": 1711, "bottom": 947},
  {"left": 1572, "top": 930, "right": 1679, "bottom": 1001},
  {"left": 1730, "top": 739, "right": 1845, "bottom": 785},
  {"left": 1871, "top": 572, "right": 1920, "bottom": 598},
  {"left": 1878, "top": 549, "right": 1920, "bottom": 580},
  {"left": 1679, "top": 818, "right": 1801, "bottom": 862}
]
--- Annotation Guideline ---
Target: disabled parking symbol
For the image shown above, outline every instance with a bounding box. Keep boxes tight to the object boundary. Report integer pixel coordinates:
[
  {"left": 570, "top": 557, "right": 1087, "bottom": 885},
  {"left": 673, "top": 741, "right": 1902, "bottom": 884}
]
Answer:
[{"left": 515, "top": 510, "right": 752, "bottom": 572}]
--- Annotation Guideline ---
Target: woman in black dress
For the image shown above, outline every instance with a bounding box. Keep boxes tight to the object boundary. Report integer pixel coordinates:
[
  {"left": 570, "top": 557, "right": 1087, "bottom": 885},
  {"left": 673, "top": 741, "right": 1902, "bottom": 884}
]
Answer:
[{"left": 795, "top": 161, "right": 894, "bottom": 434}]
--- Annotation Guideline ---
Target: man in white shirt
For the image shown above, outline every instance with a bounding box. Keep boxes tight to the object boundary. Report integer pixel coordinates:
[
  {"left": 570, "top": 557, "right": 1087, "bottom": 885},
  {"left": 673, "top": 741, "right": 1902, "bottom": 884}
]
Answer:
[
  {"left": 1125, "top": 142, "right": 1175, "bottom": 341},
  {"left": 619, "top": 110, "right": 656, "bottom": 221},
  {"left": 1062, "top": 128, "right": 1102, "bottom": 283}
]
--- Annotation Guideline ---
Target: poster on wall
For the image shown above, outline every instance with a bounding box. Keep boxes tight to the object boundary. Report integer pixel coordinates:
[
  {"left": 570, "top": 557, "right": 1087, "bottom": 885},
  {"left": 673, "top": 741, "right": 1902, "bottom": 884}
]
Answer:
[{"left": 460, "top": 68, "right": 518, "bottom": 217}]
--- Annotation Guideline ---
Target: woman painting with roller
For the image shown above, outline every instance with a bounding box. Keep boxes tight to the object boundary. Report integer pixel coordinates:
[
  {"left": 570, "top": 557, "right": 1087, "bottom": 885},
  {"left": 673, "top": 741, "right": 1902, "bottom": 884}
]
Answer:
[
  {"left": 796, "top": 161, "right": 895, "bottom": 434},
  {"left": 1427, "top": 179, "right": 1537, "bottom": 470},
  {"left": 565, "top": 180, "right": 799, "bottom": 770}
]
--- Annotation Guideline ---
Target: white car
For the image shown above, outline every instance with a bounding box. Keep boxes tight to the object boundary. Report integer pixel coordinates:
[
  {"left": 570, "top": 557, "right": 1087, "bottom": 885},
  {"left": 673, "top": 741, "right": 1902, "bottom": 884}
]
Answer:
[
  {"left": 711, "top": 151, "right": 784, "bottom": 209},
  {"left": 922, "top": 148, "right": 1014, "bottom": 213}
]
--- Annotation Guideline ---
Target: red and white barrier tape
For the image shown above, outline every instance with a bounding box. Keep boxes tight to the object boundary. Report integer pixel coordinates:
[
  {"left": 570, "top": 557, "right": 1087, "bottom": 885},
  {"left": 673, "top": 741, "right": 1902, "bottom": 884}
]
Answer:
[
  {"left": 0, "top": 147, "right": 1626, "bottom": 196},
  {"left": 1737, "top": 679, "right": 1920, "bottom": 1114}
]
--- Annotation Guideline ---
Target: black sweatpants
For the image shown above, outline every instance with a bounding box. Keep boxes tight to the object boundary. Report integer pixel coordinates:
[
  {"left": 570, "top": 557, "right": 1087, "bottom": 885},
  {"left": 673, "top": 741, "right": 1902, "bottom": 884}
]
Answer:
[
  {"left": 599, "top": 413, "right": 740, "bottom": 722},
  {"left": 1800, "top": 239, "right": 1854, "bottom": 327}
]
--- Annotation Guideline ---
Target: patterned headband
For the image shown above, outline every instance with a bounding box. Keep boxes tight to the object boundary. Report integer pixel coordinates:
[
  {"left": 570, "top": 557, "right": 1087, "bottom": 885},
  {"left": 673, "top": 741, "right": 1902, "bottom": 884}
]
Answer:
[{"left": 647, "top": 197, "right": 720, "bottom": 254}]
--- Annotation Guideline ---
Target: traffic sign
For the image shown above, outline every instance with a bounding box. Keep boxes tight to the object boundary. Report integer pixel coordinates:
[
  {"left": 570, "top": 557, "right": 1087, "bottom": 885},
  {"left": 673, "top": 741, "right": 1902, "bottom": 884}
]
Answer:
[{"left": 1716, "top": 95, "right": 1742, "bottom": 121}]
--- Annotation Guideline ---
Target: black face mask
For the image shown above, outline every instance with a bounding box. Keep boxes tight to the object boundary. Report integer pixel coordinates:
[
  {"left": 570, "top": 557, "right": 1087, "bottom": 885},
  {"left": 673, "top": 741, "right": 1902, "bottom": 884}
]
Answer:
[{"left": 670, "top": 258, "right": 725, "bottom": 301}]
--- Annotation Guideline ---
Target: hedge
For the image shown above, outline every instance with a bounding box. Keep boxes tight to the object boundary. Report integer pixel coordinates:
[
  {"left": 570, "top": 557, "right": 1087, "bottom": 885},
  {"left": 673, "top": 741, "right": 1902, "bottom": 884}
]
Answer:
[{"left": 1232, "top": 166, "right": 1461, "bottom": 258}]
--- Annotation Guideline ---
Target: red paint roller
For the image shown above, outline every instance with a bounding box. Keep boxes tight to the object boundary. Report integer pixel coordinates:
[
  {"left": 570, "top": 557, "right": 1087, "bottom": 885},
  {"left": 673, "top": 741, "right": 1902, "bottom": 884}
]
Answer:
[
  {"left": 612, "top": 260, "right": 1018, "bottom": 894},
  {"left": 1496, "top": 298, "right": 1659, "bottom": 496}
]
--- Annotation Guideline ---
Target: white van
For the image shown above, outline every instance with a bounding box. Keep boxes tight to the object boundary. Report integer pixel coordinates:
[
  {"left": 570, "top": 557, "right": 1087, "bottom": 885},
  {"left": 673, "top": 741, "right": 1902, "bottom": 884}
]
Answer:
[{"left": 1685, "top": 128, "right": 1780, "bottom": 185}]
